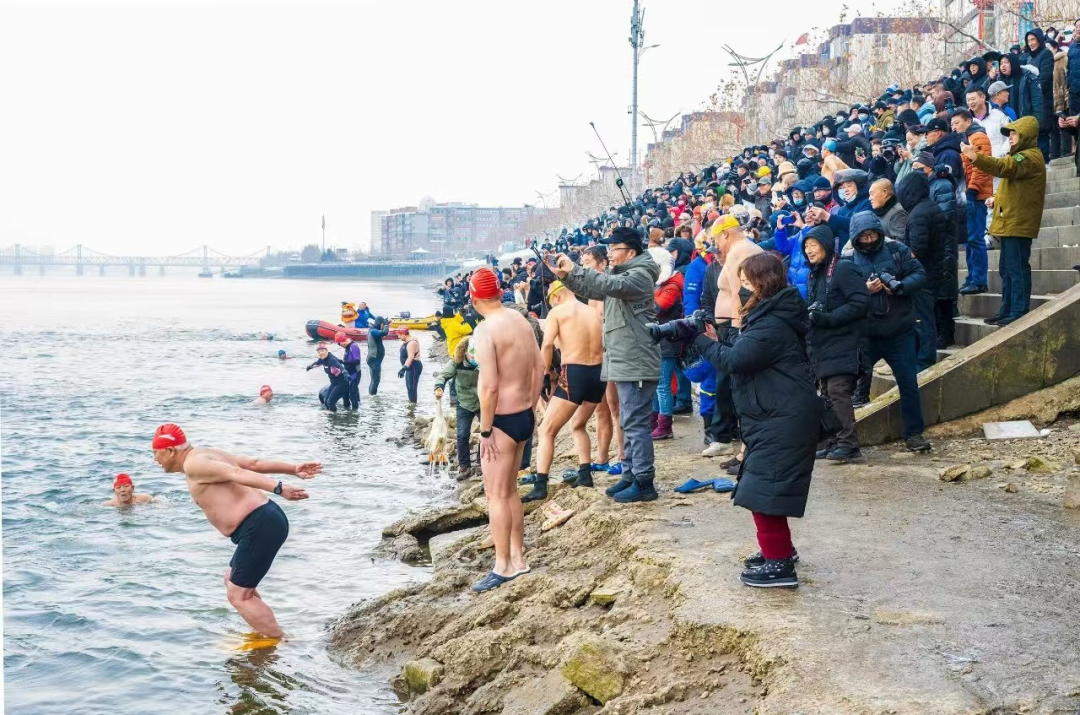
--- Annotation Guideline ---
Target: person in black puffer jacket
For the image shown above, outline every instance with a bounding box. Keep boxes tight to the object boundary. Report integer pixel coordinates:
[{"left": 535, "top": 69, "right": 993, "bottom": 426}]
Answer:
[
  {"left": 693, "top": 252, "right": 820, "bottom": 590},
  {"left": 897, "top": 171, "right": 954, "bottom": 367},
  {"left": 841, "top": 212, "right": 932, "bottom": 453},
  {"left": 803, "top": 225, "right": 870, "bottom": 463}
]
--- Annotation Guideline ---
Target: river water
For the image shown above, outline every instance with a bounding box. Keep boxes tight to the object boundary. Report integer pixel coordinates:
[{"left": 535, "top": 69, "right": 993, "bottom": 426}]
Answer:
[{"left": 0, "top": 274, "right": 450, "bottom": 714}]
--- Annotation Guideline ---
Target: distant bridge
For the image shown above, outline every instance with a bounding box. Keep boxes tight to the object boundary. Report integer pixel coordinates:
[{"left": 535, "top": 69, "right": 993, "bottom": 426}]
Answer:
[{"left": 0, "top": 244, "right": 266, "bottom": 276}]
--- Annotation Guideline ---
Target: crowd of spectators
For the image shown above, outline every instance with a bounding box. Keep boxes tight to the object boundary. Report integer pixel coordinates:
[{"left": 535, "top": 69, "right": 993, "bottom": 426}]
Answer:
[{"left": 429, "top": 25, "right": 1071, "bottom": 588}]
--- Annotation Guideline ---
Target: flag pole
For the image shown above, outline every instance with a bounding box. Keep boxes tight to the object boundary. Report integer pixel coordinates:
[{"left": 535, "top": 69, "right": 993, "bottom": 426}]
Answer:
[{"left": 321, "top": 214, "right": 326, "bottom": 254}]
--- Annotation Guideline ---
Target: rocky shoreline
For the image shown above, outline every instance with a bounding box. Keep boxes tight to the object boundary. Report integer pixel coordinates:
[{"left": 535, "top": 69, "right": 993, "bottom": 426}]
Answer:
[{"left": 332, "top": 358, "right": 1080, "bottom": 714}]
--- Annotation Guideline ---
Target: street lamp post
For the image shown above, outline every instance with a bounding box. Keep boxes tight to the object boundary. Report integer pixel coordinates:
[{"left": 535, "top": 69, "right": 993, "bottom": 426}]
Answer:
[{"left": 628, "top": 1, "right": 659, "bottom": 193}]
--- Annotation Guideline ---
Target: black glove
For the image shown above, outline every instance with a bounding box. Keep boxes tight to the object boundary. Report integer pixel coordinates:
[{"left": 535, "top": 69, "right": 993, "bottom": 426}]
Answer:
[
  {"left": 306, "top": 365, "right": 314, "bottom": 371},
  {"left": 398, "top": 367, "right": 407, "bottom": 378},
  {"left": 808, "top": 309, "right": 831, "bottom": 327}
]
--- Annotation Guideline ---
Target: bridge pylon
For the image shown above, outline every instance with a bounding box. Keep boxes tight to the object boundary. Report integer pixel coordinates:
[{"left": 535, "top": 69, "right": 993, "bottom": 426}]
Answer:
[
  {"left": 76, "top": 244, "right": 84, "bottom": 276},
  {"left": 13, "top": 243, "right": 21, "bottom": 276}
]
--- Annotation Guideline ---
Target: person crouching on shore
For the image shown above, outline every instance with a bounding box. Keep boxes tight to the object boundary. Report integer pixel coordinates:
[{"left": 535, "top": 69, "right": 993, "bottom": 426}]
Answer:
[{"left": 693, "top": 252, "right": 819, "bottom": 589}]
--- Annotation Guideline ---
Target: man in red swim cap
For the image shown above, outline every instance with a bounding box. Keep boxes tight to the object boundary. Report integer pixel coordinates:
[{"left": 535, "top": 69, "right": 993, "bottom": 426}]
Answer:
[
  {"left": 252, "top": 385, "right": 274, "bottom": 405},
  {"left": 102, "top": 473, "right": 156, "bottom": 507},
  {"left": 467, "top": 267, "right": 545, "bottom": 593},
  {"left": 151, "top": 423, "right": 322, "bottom": 638}
]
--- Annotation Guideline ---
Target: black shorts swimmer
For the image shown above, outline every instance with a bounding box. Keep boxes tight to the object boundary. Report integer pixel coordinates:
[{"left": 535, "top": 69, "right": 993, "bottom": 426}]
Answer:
[
  {"left": 554, "top": 364, "right": 605, "bottom": 405},
  {"left": 492, "top": 409, "right": 536, "bottom": 444},
  {"left": 228, "top": 500, "right": 289, "bottom": 589}
]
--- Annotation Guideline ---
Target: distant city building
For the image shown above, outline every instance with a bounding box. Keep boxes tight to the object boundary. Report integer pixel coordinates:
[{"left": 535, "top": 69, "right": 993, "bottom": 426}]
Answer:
[
  {"left": 375, "top": 197, "right": 550, "bottom": 255},
  {"left": 368, "top": 210, "right": 388, "bottom": 254}
]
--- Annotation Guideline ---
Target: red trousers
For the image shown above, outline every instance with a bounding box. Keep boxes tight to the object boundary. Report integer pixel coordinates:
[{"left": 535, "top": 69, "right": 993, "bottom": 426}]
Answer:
[{"left": 752, "top": 512, "right": 792, "bottom": 560}]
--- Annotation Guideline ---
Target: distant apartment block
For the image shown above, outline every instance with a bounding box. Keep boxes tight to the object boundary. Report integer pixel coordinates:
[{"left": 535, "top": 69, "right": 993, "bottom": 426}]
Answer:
[{"left": 374, "top": 197, "right": 550, "bottom": 255}]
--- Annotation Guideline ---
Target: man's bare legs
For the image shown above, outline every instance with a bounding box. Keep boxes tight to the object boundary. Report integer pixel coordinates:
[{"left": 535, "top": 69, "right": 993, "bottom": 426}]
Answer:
[
  {"left": 224, "top": 568, "right": 283, "bottom": 638},
  {"left": 571, "top": 402, "right": 600, "bottom": 465},
  {"left": 525, "top": 397, "right": 578, "bottom": 501},
  {"left": 606, "top": 382, "right": 625, "bottom": 464},
  {"left": 482, "top": 428, "right": 527, "bottom": 576},
  {"left": 594, "top": 397, "right": 613, "bottom": 464}
]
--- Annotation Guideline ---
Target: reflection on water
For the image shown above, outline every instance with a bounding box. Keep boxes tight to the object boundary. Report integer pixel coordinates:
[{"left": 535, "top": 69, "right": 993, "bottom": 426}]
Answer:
[{"left": 1, "top": 275, "right": 451, "bottom": 714}]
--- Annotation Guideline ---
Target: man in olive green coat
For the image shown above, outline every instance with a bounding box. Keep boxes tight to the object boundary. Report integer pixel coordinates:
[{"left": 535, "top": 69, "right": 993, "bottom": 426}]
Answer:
[
  {"left": 962, "top": 115, "right": 1047, "bottom": 326},
  {"left": 552, "top": 227, "right": 662, "bottom": 503}
]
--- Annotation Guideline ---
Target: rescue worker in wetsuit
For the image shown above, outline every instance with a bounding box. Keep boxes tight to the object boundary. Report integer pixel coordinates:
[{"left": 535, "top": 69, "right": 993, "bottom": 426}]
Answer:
[
  {"left": 335, "top": 331, "right": 362, "bottom": 410},
  {"left": 355, "top": 302, "right": 374, "bottom": 328},
  {"left": 306, "top": 342, "right": 348, "bottom": 411},
  {"left": 397, "top": 328, "right": 423, "bottom": 403},
  {"left": 366, "top": 316, "right": 389, "bottom": 396}
]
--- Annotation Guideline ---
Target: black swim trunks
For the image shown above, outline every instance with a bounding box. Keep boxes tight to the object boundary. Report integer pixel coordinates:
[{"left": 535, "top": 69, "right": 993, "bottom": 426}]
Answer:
[
  {"left": 491, "top": 409, "right": 535, "bottom": 444},
  {"left": 553, "top": 364, "right": 605, "bottom": 405},
  {"left": 228, "top": 500, "right": 289, "bottom": 589}
]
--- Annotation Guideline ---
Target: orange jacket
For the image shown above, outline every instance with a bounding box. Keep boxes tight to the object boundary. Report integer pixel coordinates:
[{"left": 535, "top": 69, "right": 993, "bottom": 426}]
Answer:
[{"left": 962, "top": 128, "right": 994, "bottom": 200}]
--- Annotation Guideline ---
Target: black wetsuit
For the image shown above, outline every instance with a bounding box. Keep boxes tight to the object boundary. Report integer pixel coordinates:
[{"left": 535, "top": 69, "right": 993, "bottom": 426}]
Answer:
[
  {"left": 228, "top": 500, "right": 289, "bottom": 588},
  {"left": 399, "top": 339, "right": 422, "bottom": 403},
  {"left": 341, "top": 341, "right": 362, "bottom": 409},
  {"left": 309, "top": 354, "right": 348, "bottom": 411},
  {"left": 366, "top": 322, "right": 387, "bottom": 395}
]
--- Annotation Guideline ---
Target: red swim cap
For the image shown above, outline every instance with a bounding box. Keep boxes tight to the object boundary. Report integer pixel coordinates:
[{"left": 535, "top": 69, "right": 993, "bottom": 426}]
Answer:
[
  {"left": 260, "top": 384, "right": 272, "bottom": 395},
  {"left": 152, "top": 423, "right": 187, "bottom": 450},
  {"left": 469, "top": 267, "right": 501, "bottom": 301},
  {"left": 113, "top": 474, "right": 132, "bottom": 488},
  {"left": 334, "top": 331, "right": 347, "bottom": 344},
  {"left": 399, "top": 327, "right": 410, "bottom": 336}
]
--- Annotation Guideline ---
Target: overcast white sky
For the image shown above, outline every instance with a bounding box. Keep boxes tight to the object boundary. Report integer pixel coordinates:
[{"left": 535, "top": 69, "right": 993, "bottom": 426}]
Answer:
[{"left": 1, "top": 0, "right": 903, "bottom": 256}]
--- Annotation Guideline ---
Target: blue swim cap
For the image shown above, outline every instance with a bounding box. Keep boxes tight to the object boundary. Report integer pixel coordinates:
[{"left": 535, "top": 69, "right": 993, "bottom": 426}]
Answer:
[
  {"left": 823, "top": 139, "right": 837, "bottom": 152},
  {"left": 277, "top": 349, "right": 286, "bottom": 356}
]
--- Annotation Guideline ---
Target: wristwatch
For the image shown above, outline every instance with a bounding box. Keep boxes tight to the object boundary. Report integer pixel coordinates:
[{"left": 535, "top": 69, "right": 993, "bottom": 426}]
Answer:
[
  {"left": 273, "top": 480, "right": 283, "bottom": 495},
  {"left": 480, "top": 429, "right": 493, "bottom": 438}
]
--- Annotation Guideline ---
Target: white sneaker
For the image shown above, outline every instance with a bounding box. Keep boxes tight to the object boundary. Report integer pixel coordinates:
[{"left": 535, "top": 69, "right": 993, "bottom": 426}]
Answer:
[{"left": 702, "top": 441, "right": 737, "bottom": 457}]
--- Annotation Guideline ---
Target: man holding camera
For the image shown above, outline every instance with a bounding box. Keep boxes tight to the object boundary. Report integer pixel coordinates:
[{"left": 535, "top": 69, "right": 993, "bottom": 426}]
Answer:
[
  {"left": 842, "top": 211, "right": 932, "bottom": 453},
  {"left": 552, "top": 226, "right": 662, "bottom": 503}
]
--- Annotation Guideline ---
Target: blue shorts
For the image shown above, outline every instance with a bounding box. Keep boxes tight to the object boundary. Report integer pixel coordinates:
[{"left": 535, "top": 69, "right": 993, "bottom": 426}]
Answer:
[{"left": 228, "top": 500, "right": 289, "bottom": 588}]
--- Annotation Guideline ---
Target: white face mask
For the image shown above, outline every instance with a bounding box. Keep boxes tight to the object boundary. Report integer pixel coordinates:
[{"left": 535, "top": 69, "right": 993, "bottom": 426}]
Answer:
[
  {"left": 858, "top": 113, "right": 869, "bottom": 122},
  {"left": 841, "top": 186, "right": 856, "bottom": 202}
]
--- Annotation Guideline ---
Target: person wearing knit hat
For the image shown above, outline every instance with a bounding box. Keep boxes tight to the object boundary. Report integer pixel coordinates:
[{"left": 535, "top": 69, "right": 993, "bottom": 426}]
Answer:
[
  {"left": 151, "top": 423, "right": 322, "bottom": 638},
  {"left": 550, "top": 225, "right": 662, "bottom": 504},
  {"left": 466, "top": 266, "right": 545, "bottom": 592},
  {"left": 102, "top": 473, "right": 156, "bottom": 507}
]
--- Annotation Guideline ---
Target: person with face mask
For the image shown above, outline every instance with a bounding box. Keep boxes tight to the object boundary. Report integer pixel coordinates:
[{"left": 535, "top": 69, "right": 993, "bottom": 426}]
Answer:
[
  {"left": 692, "top": 252, "right": 821, "bottom": 589},
  {"left": 803, "top": 224, "right": 869, "bottom": 463},
  {"left": 841, "top": 212, "right": 932, "bottom": 453},
  {"left": 804, "top": 169, "right": 872, "bottom": 249}
]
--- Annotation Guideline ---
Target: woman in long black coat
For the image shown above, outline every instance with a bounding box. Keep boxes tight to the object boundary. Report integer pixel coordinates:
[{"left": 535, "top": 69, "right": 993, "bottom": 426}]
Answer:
[
  {"left": 803, "top": 224, "right": 870, "bottom": 462},
  {"left": 693, "top": 252, "right": 820, "bottom": 589}
]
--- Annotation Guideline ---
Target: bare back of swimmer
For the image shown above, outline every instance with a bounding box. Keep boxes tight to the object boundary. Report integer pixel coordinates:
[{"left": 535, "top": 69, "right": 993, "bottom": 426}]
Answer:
[{"left": 468, "top": 268, "right": 544, "bottom": 593}]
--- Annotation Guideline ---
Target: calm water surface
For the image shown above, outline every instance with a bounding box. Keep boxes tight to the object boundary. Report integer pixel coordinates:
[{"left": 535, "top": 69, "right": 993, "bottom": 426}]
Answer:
[{"left": 1, "top": 274, "right": 451, "bottom": 714}]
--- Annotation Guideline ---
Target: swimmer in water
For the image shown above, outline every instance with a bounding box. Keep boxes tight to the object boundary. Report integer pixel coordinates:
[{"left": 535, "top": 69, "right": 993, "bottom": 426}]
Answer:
[
  {"left": 252, "top": 385, "right": 273, "bottom": 405},
  {"left": 102, "top": 473, "right": 155, "bottom": 507},
  {"left": 151, "top": 423, "right": 321, "bottom": 638},
  {"left": 277, "top": 350, "right": 292, "bottom": 361}
]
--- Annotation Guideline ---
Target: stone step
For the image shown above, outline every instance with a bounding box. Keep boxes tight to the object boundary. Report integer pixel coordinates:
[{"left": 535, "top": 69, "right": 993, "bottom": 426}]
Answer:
[
  {"left": 954, "top": 316, "right": 999, "bottom": 346},
  {"left": 1036, "top": 224, "right": 1080, "bottom": 245},
  {"left": 959, "top": 268, "right": 1080, "bottom": 294},
  {"left": 1044, "top": 192, "right": 1079, "bottom": 209},
  {"left": 1041, "top": 206, "right": 1080, "bottom": 228},
  {"left": 1049, "top": 156, "right": 1076, "bottom": 167},
  {"left": 869, "top": 348, "right": 958, "bottom": 399},
  {"left": 1046, "top": 178, "right": 1080, "bottom": 194},
  {"left": 1046, "top": 165, "right": 1077, "bottom": 181},
  {"left": 960, "top": 245, "right": 1080, "bottom": 271},
  {"left": 957, "top": 292, "right": 1053, "bottom": 317}
]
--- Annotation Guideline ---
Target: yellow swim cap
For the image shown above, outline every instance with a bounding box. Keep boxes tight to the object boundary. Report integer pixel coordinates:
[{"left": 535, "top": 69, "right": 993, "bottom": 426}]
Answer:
[{"left": 547, "top": 280, "right": 567, "bottom": 300}]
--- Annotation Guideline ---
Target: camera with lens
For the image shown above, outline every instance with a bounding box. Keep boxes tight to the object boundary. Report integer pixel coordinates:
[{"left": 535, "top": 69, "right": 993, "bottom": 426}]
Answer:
[
  {"left": 646, "top": 309, "right": 714, "bottom": 344},
  {"left": 870, "top": 271, "right": 903, "bottom": 293},
  {"left": 881, "top": 137, "right": 901, "bottom": 163}
]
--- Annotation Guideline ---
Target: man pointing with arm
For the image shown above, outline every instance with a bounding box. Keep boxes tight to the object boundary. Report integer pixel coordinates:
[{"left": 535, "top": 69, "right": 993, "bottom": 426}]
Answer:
[
  {"left": 551, "top": 226, "right": 662, "bottom": 503},
  {"left": 151, "top": 423, "right": 321, "bottom": 639}
]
